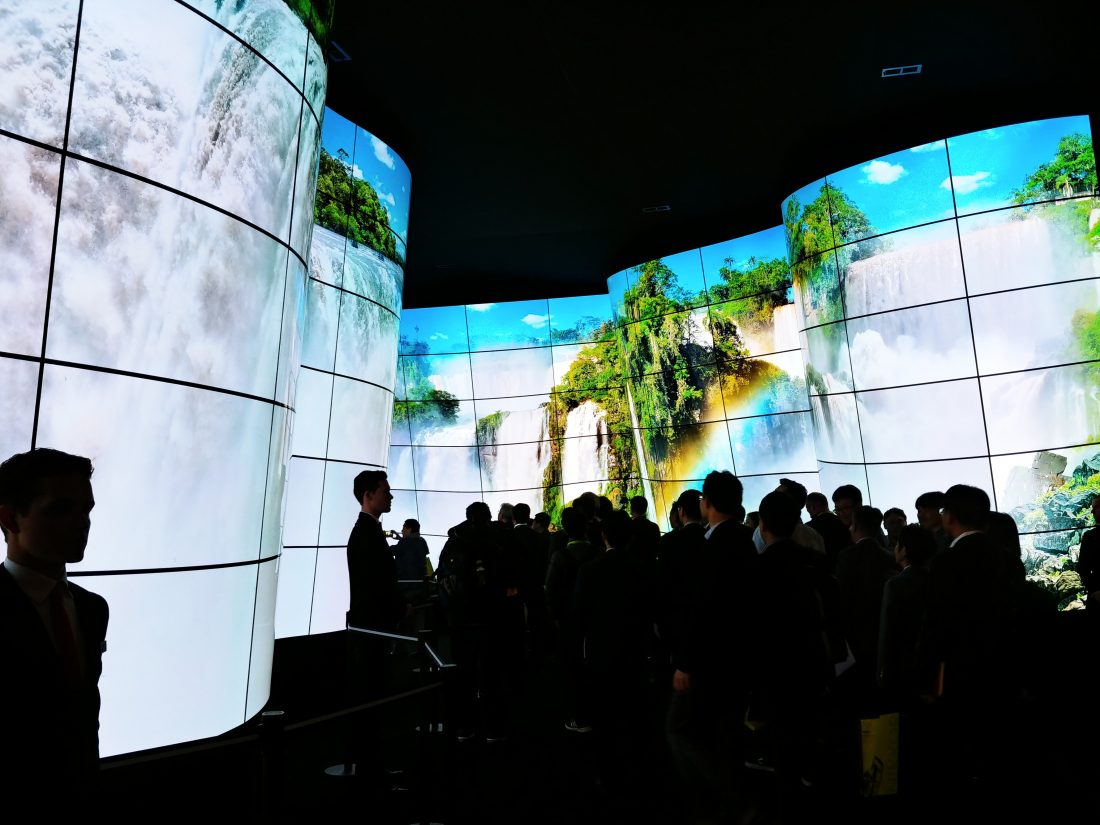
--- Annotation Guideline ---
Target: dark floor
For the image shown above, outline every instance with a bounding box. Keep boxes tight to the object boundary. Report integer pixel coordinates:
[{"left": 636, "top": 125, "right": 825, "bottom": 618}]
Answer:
[{"left": 96, "top": 616, "right": 1100, "bottom": 824}]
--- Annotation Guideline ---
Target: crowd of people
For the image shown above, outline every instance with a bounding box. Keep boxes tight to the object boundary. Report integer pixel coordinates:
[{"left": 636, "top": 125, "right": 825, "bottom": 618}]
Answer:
[{"left": 359, "top": 469, "right": 1099, "bottom": 821}]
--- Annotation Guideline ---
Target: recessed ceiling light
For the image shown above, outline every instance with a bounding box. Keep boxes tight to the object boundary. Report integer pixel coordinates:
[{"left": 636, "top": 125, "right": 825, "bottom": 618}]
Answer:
[
  {"left": 642, "top": 204, "right": 671, "bottom": 214},
  {"left": 881, "top": 64, "right": 922, "bottom": 78}
]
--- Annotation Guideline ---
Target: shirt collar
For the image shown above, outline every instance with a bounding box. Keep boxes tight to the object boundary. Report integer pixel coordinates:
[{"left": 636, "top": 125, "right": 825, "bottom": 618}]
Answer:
[
  {"left": 3, "top": 557, "right": 65, "bottom": 605},
  {"left": 949, "top": 529, "right": 982, "bottom": 548}
]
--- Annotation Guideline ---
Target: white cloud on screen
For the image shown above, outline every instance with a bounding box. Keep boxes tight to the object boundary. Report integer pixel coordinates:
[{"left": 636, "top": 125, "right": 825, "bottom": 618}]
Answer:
[
  {"left": 351, "top": 163, "right": 364, "bottom": 180},
  {"left": 430, "top": 333, "right": 448, "bottom": 340},
  {"left": 467, "top": 304, "right": 495, "bottom": 312},
  {"left": 941, "top": 172, "right": 992, "bottom": 194},
  {"left": 521, "top": 313, "right": 550, "bottom": 327},
  {"left": 371, "top": 135, "right": 396, "bottom": 169},
  {"left": 862, "top": 160, "right": 907, "bottom": 184},
  {"left": 910, "top": 140, "right": 945, "bottom": 153}
]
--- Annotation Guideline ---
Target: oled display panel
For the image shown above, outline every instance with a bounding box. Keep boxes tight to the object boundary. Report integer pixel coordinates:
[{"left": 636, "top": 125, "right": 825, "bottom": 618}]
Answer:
[{"left": 0, "top": 0, "right": 327, "bottom": 756}]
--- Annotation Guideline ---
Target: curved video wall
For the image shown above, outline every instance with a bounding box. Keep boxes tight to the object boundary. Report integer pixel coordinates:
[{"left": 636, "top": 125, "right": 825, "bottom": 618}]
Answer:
[
  {"left": 608, "top": 226, "right": 820, "bottom": 527},
  {"left": 786, "top": 114, "right": 1098, "bottom": 579},
  {"left": 390, "top": 295, "right": 643, "bottom": 564},
  {"left": 276, "top": 108, "right": 410, "bottom": 637},
  {"left": 0, "top": 0, "right": 326, "bottom": 756}
]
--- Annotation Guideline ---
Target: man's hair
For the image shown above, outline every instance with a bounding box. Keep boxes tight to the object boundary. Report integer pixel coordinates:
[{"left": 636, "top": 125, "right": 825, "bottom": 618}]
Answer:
[
  {"left": 353, "top": 470, "right": 387, "bottom": 503},
  {"left": 897, "top": 524, "right": 936, "bottom": 567},
  {"left": 630, "top": 496, "right": 648, "bottom": 516},
  {"left": 601, "top": 510, "right": 633, "bottom": 549},
  {"left": 676, "top": 489, "right": 703, "bottom": 522},
  {"left": 883, "top": 507, "right": 906, "bottom": 522},
  {"left": 852, "top": 505, "right": 883, "bottom": 537},
  {"left": 533, "top": 511, "right": 551, "bottom": 529},
  {"left": 778, "top": 478, "right": 808, "bottom": 510},
  {"left": 598, "top": 496, "right": 614, "bottom": 521},
  {"left": 0, "top": 449, "right": 94, "bottom": 537},
  {"left": 403, "top": 518, "right": 420, "bottom": 532},
  {"left": 942, "top": 484, "right": 990, "bottom": 530},
  {"left": 832, "top": 484, "right": 863, "bottom": 506},
  {"left": 498, "top": 502, "right": 515, "bottom": 523},
  {"left": 465, "top": 501, "right": 492, "bottom": 524},
  {"left": 806, "top": 491, "right": 829, "bottom": 510},
  {"left": 759, "top": 490, "right": 799, "bottom": 539},
  {"left": 560, "top": 506, "right": 586, "bottom": 540},
  {"left": 702, "top": 471, "right": 743, "bottom": 516},
  {"left": 572, "top": 493, "right": 597, "bottom": 521},
  {"left": 914, "top": 491, "right": 946, "bottom": 511},
  {"left": 513, "top": 502, "right": 531, "bottom": 524}
]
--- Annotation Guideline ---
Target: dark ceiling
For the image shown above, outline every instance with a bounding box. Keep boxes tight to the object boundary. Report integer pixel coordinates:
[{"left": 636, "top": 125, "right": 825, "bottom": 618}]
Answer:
[{"left": 324, "top": 2, "right": 1096, "bottom": 309}]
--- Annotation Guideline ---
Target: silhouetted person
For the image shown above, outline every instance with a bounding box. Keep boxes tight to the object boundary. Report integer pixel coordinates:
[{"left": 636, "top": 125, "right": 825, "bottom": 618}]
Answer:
[
  {"left": 835, "top": 504, "right": 896, "bottom": 710},
  {"left": 668, "top": 504, "right": 683, "bottom": 531},
  {"left": 667, "top": 471, "right": 756, "bottom": 824},
  {"left": 393, "top": 517, "right": 430, "bottom": 635},
  {"left": 748, "top": 490, "right": 836, "bottom": 820},
  {"left": 0, "top": 449, "right": 107, "bottom": 808},
  {"left": 751, "top": 478, "right": 824, "bottom": 555},
  {"left": 628, "top": 495, "right": 661, "bottom": 567},
  {"left": 345, "top": 470, "right": 408, "bottom": 782},
  {"left": 744, "top": 510, "right": 760, "bottom": 532},
  {"left": 575, "top": 510, "right": 654, "bottom": 796},
  {"left": 513, "top": 502, "right": 551, "bottom": 657},
  {"left": 925, "top": 484, "right": 1017, "bottom": 787},
  {"left": 882, "top": 507, "right": 907, "bottom": 550},
  {"left": 655, "top": 489, "right": 707, "bottom": 689},
  {"left": 914, "top": 490, "right": 951, "bottom": 554},
  {"left": 806, "top": 490, "right": 849, "bottom": 572},
  {"left": 831, "top": 484, "right": 862, "bottom": 531},
  {"left": 877, "top": 524, "right": 936, "bottom": 702}
]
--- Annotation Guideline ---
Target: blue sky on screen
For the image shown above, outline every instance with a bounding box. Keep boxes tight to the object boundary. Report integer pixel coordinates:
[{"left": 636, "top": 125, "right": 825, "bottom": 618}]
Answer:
[
  {"left": 946, "top": 114, "right": 1093, "bottom": 215},
  {"left": 700, "top": 225, "right": 789, "bottom": 295},
  {"left": 321, "top": 108, "right": 412, "bottom": 243},
  {"left": 548, "top": 293, "right": 613, "bottom": 343},
  {"left": 826, "top": 142, "right": 954, "bottom": 236},
  {"left": 399, "top": 304, "right": 470, "bottom": 353},
  {"left": 466, "top": 299, "right": 553, "bottom": 351}
]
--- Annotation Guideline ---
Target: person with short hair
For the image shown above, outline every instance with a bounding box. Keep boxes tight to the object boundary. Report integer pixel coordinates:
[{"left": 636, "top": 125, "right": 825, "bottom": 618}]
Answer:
[
  {"left": 882, "top": 507, "right": 907, "bottom": 549},
  {"left": 877, "top": 524, "right": 936, "bottom": 700},
  {"left": 805, "top": 491, "right": 850, "bottom": 573},
  {"left": 750, "top": 478, "right": 825, "bottom": 555},
  {"left": 0, "top": 448, "right": 107, "bottom": 802},
  {"left": 914, "top": 491, "right": 950, "bottom": 553},
  {"left": 831, "top": 484, "right": 863, "bottom": 529},
  {"left": 628, "top": 495, "right": 661, "bottom": 566}
]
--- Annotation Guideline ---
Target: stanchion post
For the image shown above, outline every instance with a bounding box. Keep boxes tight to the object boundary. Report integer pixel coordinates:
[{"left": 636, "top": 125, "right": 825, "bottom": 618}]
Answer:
[{"left": 258, "top": 709, "right": 286, "bottom": 818}]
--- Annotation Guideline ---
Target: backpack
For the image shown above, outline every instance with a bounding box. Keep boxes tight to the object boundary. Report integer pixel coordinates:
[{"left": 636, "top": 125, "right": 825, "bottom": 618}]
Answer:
[{"left": 437, "top": 526, "right": 498, "bottom": 622}]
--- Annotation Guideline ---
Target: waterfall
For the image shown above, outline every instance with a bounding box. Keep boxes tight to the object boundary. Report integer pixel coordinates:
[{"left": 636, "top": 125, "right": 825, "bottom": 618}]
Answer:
[
  {"left": 561, "top": 400, "right": 610, "bottom": 490},
  {"left": 772, "top": 304, "right": 800, "bottom": 352},
  {"left": 480, "top": 407, "right": 552, "bottom": 492},
  {"left": 414, "top": 424, "right": 483, "bottom": 491},
  {"left": 627, "top": 384, "right": 657, "bottom": 510}
]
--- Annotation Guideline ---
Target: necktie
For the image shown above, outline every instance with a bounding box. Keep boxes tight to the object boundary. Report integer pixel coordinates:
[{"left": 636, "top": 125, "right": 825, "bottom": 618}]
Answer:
[{"left": 49, "top": 583, "right": 82, "bottom": 686}]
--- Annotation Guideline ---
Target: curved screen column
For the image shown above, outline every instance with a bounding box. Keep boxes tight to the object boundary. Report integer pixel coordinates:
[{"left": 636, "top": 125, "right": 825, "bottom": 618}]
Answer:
[
  {"left": 0, "top": 0, "right": 327, "bottom": 756},
  {"left": 276, "top": 107, "right": 410, "bottom": 638},
  {"left": 786, "top": 114, "right": 1098, "bottom": 609}
]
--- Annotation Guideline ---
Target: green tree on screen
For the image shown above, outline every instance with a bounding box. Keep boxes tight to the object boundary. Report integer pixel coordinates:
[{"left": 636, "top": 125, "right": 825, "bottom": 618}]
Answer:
[
  {"left": 315, "top": 147, "right": 398, "bottom": 261},
  {"left": 1013, "top": 133, "right": 1097, "bottom": 202}
]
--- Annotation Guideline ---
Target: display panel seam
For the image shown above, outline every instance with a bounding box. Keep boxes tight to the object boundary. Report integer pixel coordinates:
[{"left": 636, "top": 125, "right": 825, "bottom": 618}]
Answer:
[
  {"left": 290, "top": 455, "right": 386, "bottom": 468},
  {"left": 945, "top": 137, "right": 998, "bottom": 508},
  {"left": 61, "top": 150, "right": 309, "bottom": 271},
  {"left": 300, "top": 364, "right": 396, "bottom": 395},
  {"left": 0, "top": 127, "right": 65, "bottom": 157},
  {"left": 30, "top": 0, "right": 85, "bottom": 451},
  {"left": 170, "top": 0, "right": 321, "bottom": 125},
  {"left": 69, "top": 554, "right": 280, "bottom": 577},
  {"left": 308, "top": 276, "right": 400, "bottom": 321}
]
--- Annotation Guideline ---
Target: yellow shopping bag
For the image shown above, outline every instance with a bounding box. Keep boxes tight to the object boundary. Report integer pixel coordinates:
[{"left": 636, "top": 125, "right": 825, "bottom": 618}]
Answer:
[{"left": 860, "top": 712, "right": 900, "bottom": 797}]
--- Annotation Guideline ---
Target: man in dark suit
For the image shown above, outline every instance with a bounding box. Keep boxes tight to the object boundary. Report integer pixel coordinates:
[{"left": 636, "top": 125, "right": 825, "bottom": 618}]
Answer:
[
  {"left": 805, "top": 491, "right": 850, "bottom": 573},
  {"left": 655, "top": 489, "right": 707, "bottom": 688},
  {"left": 0, "top": 448, "right": 107, "bottom": 806},
  {"left": 575, "top": 509, "right": 654, "bottom": 794},
  {"left": 628, "top": 495, "right": 661, "bottom": 566},
  {"left": 666, "top": 471, "right": 757, "bottom": 824},
  {"left": 345, "top": 470, "right": 408, "bottom": 782},
  {"left": 1077, "top": 493, "right": 1099, "bottom": 610}
]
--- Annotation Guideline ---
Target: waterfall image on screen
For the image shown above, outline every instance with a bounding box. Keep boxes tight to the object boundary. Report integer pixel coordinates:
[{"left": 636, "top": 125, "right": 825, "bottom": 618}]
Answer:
[
  {"left": 276, "top": 106, "right": 410, "bottom": 638},
  {"left": 0, "top": 0, "right": 327, "bottom": 754},
  {"left": 390, "top": 296, "right": 643, "bottom": 564},
  {"left": 610, "top": 226, "right": 820, "bottom": 526},
  {"left": 785, "top": 114, "right": 1098, "bottom": 610}
]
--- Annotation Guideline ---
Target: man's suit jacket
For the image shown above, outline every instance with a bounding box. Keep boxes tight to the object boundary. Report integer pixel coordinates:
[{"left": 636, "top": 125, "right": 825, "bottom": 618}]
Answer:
[
  {"left": 0, "top": 565, "right": 108, "bottom": 790},
  {"left": 835, "top": 537, "right": 898, "bottom": 667},
  {"left": 877, "top": 564, "right": 932, "bottom": 696},
  {"left": 347, "top": 512, "right": 405, "bottom": 631},
  {"left": 574, "top": 546, "right": 653, "bottom": 675}
]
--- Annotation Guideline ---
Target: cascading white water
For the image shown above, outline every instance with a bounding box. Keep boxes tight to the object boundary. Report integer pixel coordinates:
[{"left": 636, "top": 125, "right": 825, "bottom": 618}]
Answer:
[
  {"left": 480, "top": 407, "right": 551, "bottom": 492},
  {"left": 414, "top": 424, "right": 483, "bottom": 491},
  {"left": 772, "top": 304, "right": 800, "bottom": 353},
  {"left": 561, "top": 400, "right": 610, "bottom": 491}
]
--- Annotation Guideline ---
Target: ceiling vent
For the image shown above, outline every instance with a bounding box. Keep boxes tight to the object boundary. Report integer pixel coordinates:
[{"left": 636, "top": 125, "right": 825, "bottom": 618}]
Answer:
[
  {"left": 881, "top": 64, "right": 922, "bottom": 78},
  {"left": 642, "top": 204, "right": 671, "bottom": 214}
]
